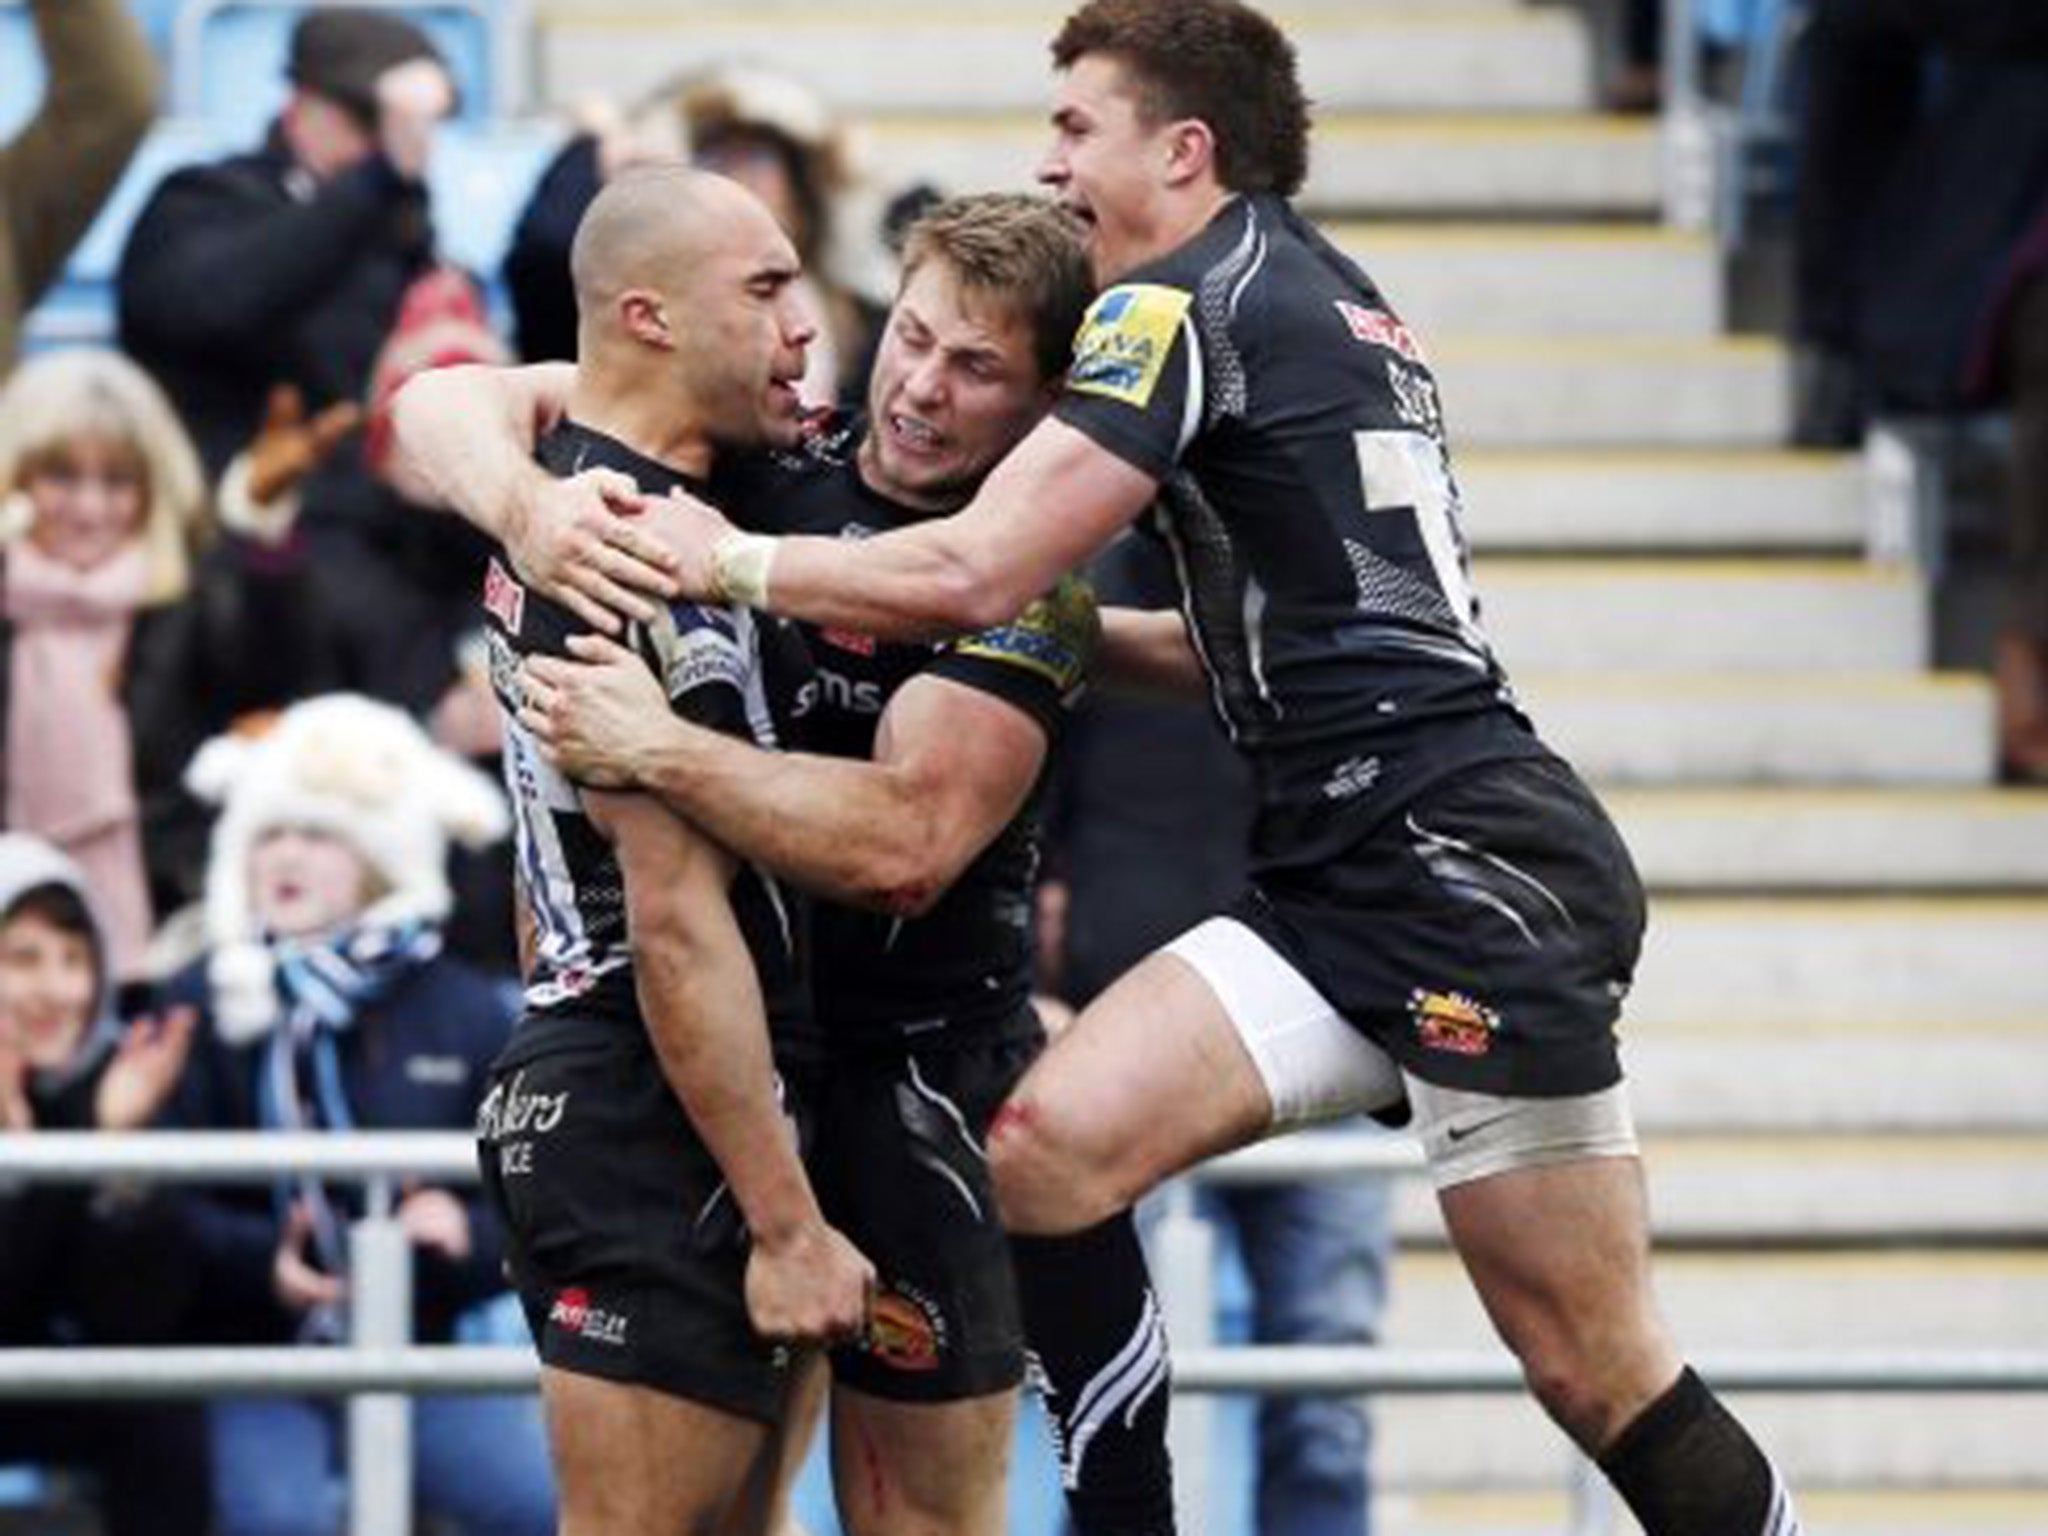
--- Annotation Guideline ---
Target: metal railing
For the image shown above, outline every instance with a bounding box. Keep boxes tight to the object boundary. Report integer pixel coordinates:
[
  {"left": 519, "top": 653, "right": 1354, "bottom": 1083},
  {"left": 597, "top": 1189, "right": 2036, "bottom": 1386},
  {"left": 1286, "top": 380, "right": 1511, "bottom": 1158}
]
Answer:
[{"left": 5, "top": 1131, "right": 2047, "bottom": 1536}]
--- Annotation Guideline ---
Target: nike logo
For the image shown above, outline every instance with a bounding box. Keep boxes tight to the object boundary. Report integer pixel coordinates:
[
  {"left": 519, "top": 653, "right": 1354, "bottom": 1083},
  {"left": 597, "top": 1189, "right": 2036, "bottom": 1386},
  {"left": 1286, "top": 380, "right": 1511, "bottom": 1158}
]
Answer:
[{"left": 1445, "top": 1114, "right": 1512, "bottom": 1145}]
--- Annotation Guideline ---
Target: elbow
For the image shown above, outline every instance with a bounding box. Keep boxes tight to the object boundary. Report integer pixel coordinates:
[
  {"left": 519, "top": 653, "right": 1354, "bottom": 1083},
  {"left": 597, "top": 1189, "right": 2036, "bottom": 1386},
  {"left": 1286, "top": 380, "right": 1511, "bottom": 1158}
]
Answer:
[
  {"left": 843, "top": 822, "right": 962, "bottom": 919},
  {"left": 932, "top": 551, "right": 1028, "bottom": 635}
]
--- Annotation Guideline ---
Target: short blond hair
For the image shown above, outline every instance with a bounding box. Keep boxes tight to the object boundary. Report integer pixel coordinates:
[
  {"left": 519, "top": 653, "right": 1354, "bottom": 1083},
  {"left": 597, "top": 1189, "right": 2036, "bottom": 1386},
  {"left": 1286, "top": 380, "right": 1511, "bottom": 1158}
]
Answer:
[
  {"left": 898, "top": 194, "right": 1095, "bottom": 384},
  {"left": 0, "top": 350, "right": 209, "bottom": 605}
]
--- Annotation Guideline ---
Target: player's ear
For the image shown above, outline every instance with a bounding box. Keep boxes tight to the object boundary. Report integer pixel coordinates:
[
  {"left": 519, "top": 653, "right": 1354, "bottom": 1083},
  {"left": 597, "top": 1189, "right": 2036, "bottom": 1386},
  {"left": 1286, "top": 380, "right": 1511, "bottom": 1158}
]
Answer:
[
  {"left": 1161, "top": 117, "right": 1216, "bottom": 190},
  {"left": 618, "top": 288, "right": 674, "bottom": 350}
]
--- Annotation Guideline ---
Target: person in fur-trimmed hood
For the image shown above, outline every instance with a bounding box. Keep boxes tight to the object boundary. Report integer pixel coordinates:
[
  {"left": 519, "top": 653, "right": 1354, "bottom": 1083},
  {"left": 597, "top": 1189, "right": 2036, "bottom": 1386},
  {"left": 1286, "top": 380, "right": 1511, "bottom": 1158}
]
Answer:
[
  {"left": 156, "top": 693, "right": 553, "bottom": 1536},
  {"left": 0, "top": 832, "right": 209, "bottom": 1536}
]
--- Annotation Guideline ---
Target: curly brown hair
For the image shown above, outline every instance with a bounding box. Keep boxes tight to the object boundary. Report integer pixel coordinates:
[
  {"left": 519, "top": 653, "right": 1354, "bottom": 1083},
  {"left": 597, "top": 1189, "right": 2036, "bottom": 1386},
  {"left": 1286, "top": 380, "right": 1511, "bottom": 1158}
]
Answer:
[
  {"left": 1050, "top": 0, "right": 1310, "bottom": 197},
  {"left": 899, "top": 194, "right": 1096, "bottom": 383}
]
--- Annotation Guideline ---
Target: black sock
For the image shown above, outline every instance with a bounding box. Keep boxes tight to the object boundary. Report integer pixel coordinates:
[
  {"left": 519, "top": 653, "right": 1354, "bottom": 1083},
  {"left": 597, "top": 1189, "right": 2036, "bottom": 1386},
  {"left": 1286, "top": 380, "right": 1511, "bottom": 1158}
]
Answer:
[
  {"left": 1011, "top": 1212, "right": 1177, "bottom": 1536},
  {"left": 1598, "top": 1366, "right": 1802, "bottom": 1536}
]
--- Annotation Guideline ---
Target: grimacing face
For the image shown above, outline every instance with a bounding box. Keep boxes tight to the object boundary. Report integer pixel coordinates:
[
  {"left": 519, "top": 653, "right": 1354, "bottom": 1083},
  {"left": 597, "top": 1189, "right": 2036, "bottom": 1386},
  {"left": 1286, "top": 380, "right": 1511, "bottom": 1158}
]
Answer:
[
  {"left": 1038, "top": 53, "right": 1178, "bottom": 286},
  {"left": 0, "top": 910, "right": 97, "bottom": 1072},
  {"left": 673, "top": 199, "right": 817, "bottom": 451},
  {"left": 860, "top": 257, "right": 1054, "bottom": 513}
]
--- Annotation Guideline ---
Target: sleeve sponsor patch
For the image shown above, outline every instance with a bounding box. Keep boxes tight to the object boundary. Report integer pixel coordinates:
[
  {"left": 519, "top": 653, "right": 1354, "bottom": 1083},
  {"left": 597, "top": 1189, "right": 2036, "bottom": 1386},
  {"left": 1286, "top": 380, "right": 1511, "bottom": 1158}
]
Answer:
[
  {"left": 648, "top": 605, "right": 749, "bottom": 705},
  {"left": 1067, "top": 284, "right": 1192, "bottom": 409},
  {"left": 952, "top": 574, "right": 1097, "bottom": 701}
]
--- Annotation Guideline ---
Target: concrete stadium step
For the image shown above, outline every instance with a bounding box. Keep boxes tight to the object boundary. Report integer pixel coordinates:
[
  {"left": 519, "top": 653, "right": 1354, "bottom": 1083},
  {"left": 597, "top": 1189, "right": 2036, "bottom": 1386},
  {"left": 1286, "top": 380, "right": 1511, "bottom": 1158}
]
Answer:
[
  {"left": 535, "top": 8, "right": 1592, "bottom": 116},
  {"left": 1377, "top": 1133, "right": 2048, "bottom": 1245},
  {"left": 1346, "top": 225, "right": 1722, "bottom": 339},
  {"left": 1521, "top": 674, "right": 1996, "bottom": 786},
  {"left": 847, "top": 115, "right": 1662, "bottom": 219},
  {"left": 1435, "top": 338, "right": 1791, "bottom": 447},
  {"left": 1374, "top": 1384, "right": 2048, "bottom": 1490},
  {"left": 1626, "top": 896, "right": 2048, "bottom": 1027},
  {"left": 1459, "top": 450, "right": 1864, "bottom": 553},
  {"left": 1385, "top": 1250, "right": 2048, "bottom": 1357},
  {"left": 1623, "top": 1016, "right": 2048, "bottom": 1133},
  {"left": 1607, "top": 788, "right": 2048, "bottom": 890},
  {"left": 1372, "top": 1487, "right": 2048, "bottom": 1536},
  {"left": 1477, "top": 560, "right": 1925, "bottom": 674}
]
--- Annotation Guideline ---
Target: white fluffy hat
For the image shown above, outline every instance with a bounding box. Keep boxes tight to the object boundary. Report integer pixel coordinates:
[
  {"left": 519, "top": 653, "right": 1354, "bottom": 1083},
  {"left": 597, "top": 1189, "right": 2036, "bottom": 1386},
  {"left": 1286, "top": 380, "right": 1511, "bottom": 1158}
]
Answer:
[{"left": 185, "top": 693, "right": 509, "bottom": 1041}]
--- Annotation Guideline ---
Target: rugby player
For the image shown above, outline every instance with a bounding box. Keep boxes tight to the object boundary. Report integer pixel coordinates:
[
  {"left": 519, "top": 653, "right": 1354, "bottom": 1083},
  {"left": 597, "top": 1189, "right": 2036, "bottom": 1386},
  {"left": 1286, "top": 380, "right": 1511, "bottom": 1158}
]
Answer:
[
  {"left": 406, "top": 194, "right": 1175, "bottom": 1536},
  {"left": 470, "top": 164, "right": 872, "bottom": 1536},
  {"left": 454, "top": 4, "right": 1810, "bottom": 1533}
]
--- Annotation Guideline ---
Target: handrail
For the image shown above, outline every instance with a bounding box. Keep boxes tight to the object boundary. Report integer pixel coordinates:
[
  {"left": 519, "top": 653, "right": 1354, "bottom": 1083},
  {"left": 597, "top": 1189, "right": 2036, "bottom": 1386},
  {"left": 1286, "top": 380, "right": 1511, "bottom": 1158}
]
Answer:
[{"left": 3, "top": 1343, "right": 2046, "bottom": 1402}]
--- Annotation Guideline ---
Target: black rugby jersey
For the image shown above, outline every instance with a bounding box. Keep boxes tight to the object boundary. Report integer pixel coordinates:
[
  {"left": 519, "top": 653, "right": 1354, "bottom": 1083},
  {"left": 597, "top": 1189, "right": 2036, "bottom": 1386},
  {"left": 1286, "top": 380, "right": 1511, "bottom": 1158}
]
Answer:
[
  {"left": 716, "top": 412, "right": 1093, "bottom": 1045},
  {"left": 486, "top": 421, "right": 816, "bottom": 1064},
  {"left": 1053, "top": 193, "right": 1550, "bottom": 873}
]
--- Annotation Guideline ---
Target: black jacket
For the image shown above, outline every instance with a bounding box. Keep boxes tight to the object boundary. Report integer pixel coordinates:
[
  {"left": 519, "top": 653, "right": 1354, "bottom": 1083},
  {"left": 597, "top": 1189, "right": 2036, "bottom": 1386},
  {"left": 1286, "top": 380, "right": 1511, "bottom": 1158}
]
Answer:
[{"left": 161, "top": 953, "right": 513, "bottom": 1345}]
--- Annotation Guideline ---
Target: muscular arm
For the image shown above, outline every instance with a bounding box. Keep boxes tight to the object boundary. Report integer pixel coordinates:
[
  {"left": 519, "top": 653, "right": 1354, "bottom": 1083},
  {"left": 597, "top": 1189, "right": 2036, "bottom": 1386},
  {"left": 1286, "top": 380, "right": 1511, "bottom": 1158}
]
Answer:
[
  {"left": 585, "top": 788, "right": 821, "bottom": 1246},
  {"left": 386, "top": 362, "right": 573, "bottom": 522},
  {"left": 539, "top": 659, "right": 1047, "bottom": 916},
  {"left": 742, "top": 418, "right": 1157, "bottom": 638}
]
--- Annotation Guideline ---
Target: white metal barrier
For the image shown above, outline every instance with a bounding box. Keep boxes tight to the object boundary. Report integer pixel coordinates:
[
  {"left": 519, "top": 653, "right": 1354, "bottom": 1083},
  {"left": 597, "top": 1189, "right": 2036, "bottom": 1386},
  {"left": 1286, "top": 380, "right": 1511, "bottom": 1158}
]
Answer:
[{"left": 6, "top": 1132, "right": 2048, "bottom": 1536}]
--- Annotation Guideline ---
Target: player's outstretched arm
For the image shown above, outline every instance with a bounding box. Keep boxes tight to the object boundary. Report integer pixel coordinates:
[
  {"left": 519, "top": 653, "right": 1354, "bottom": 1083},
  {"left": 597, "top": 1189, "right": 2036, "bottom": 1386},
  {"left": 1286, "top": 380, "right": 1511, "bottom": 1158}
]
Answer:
[
  {"left": 526, "top": 637, "right": 1046, "bottom": 916},
  {"left": 390, "top": 362, "right": 678, "bottom": 630},
  {"left": 588, "top": 788, "right": 872, "bottom": 1346},
  {"left": 702, "top": 418, "right": 1158, "bottom": 638}
]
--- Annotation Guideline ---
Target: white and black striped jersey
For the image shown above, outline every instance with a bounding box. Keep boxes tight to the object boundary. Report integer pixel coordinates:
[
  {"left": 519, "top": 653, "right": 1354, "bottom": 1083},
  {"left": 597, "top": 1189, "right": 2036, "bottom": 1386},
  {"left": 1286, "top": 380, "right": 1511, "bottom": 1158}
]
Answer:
[
  {"left": 1052, "top": 193, "right": 1550, "bottom": 874},
  {"left": 484, "top": 421, "right": 817, "bottom": 1063}
]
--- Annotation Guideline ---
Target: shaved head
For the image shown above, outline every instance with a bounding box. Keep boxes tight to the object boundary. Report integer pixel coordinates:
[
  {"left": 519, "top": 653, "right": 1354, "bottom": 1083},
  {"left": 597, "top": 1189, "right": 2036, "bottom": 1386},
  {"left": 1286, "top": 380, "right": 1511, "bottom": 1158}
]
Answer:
[
  {"left": 564, "top": 162, "right": 817, "bottom": 457},
  {"left": 571, "top": 163, "right": 771, "bottom": 326}
]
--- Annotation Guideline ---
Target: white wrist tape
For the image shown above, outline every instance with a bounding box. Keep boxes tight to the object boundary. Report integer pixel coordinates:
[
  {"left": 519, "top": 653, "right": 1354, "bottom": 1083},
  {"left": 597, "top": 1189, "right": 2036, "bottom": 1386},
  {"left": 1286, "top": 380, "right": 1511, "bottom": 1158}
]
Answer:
[{"left": 711, "top": 531, "right": 778, "bottom": 609}]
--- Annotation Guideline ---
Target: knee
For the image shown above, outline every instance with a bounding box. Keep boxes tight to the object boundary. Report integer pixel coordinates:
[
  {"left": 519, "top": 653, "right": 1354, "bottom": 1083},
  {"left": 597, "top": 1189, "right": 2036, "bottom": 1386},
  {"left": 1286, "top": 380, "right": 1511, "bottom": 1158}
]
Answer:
[{"left": 987, "top": 1094, "right": 1131, "bottom": 1235}]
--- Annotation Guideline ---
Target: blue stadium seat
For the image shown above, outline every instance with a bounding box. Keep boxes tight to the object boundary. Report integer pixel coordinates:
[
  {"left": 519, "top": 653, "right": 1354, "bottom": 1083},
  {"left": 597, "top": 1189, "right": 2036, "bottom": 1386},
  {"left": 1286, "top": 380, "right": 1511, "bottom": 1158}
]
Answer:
[
  {"left": 429, "top": 117, "right": 563, "bottom": 277},
  {"left": 0, "top": 1, "right": 44, "bottom": 141},
  {"left": 172, "top": 0, "right": 501, "bottom": 139}
]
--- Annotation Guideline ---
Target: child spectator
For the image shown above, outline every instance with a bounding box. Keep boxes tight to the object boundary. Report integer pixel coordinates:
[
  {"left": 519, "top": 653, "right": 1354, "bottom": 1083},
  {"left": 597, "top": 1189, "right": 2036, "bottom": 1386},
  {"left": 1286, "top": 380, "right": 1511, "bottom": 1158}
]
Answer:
[{"left": 160, "top": 693, "right": 546, "bottom": 1536}]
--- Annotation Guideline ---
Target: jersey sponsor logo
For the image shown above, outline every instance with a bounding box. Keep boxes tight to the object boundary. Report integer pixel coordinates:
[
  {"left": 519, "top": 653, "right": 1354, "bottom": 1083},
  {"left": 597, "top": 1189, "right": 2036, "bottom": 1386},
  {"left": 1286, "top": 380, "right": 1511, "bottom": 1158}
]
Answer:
[
  {"left": 1335, "top": 300, "right": 1425, "bottom": 363},
  {"left": 1068, "top": 283, "right": 1192, "bottom": 409},
  {"left": 802, "top": 666, "right": 886, "bottom": 715},
  {"left": 549, "top": 1287, "right": 629, "bottom": 1347},
  {"left": 1385, "top": 359, "right": 1443, "bottom": 437},
  {"left": 474, "top": 1070, "right": 571, "bottom": 1141},
  {"left": 659, "top": 619, "right": 747, "bottom": 701},
  {"left": 1408, "top": 989, "right": 1500, "bottom": 1058},
  {"left": 820, "top": 627, "right": 877, "bottom": 657},
  {"left": 484, "top": 557, "right": 526, "bottom": 635},
  {"left": 865, "top": 1282, "right": 947, "bottom": 1372},
  {"left": 1321, "top": 755, "right": 1383, "bottom": 801},
  {"left": 953, "top": 576, "right": 1096, "bottom": 695}
]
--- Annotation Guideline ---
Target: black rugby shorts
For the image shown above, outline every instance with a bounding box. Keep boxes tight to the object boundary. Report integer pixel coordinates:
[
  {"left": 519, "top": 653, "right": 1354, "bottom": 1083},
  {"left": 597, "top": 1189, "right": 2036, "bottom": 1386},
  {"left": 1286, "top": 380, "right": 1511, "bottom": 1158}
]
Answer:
[
  {"left": 476, "top": 1037, "right": 793, "bottom": 1423},
  {"left": 809, "top": 1025, "right": 1044, "bottom": 1403},
  {"left": 1235, "top": 755, "right": 1647, "bottom": 1099}
]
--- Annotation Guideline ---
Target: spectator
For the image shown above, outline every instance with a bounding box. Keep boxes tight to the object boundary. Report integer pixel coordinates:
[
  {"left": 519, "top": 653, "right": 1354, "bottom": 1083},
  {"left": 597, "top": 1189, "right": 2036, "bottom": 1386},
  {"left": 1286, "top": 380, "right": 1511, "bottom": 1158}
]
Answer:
[
  {"left": 0, "top": 0, "right": 157, "bottom": 377},
  {"left": 161, "top": 693, "right": 545, "bottom": 1536},
  {"left": 116, "top": 7, "right": 494, "bottom": 721},
  {"left": 0, "top": 351, "right": 350, "bottom": 974},
  {"left": 1972, "top": 201, "right": 2048, "bottom": 778},
  {"left": 0, "top": 832, "right": 207, "bottom": 1536},
  {"left": 504, "top": 63, "right": 886, "bottom": 404},
  {"left": 1044, "top": 533, "right": 1395, "bottom": 1536},
  {"left": 1792, "top": 0, "right": 2048, "bottom": 445}
]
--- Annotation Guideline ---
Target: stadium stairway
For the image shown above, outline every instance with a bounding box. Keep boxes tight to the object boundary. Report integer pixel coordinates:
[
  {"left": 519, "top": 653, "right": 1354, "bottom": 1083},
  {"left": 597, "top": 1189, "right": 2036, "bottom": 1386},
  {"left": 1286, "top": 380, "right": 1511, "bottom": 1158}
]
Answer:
[{"left": 526, "top": 3, "right": 2048, "bottom": 1534}]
